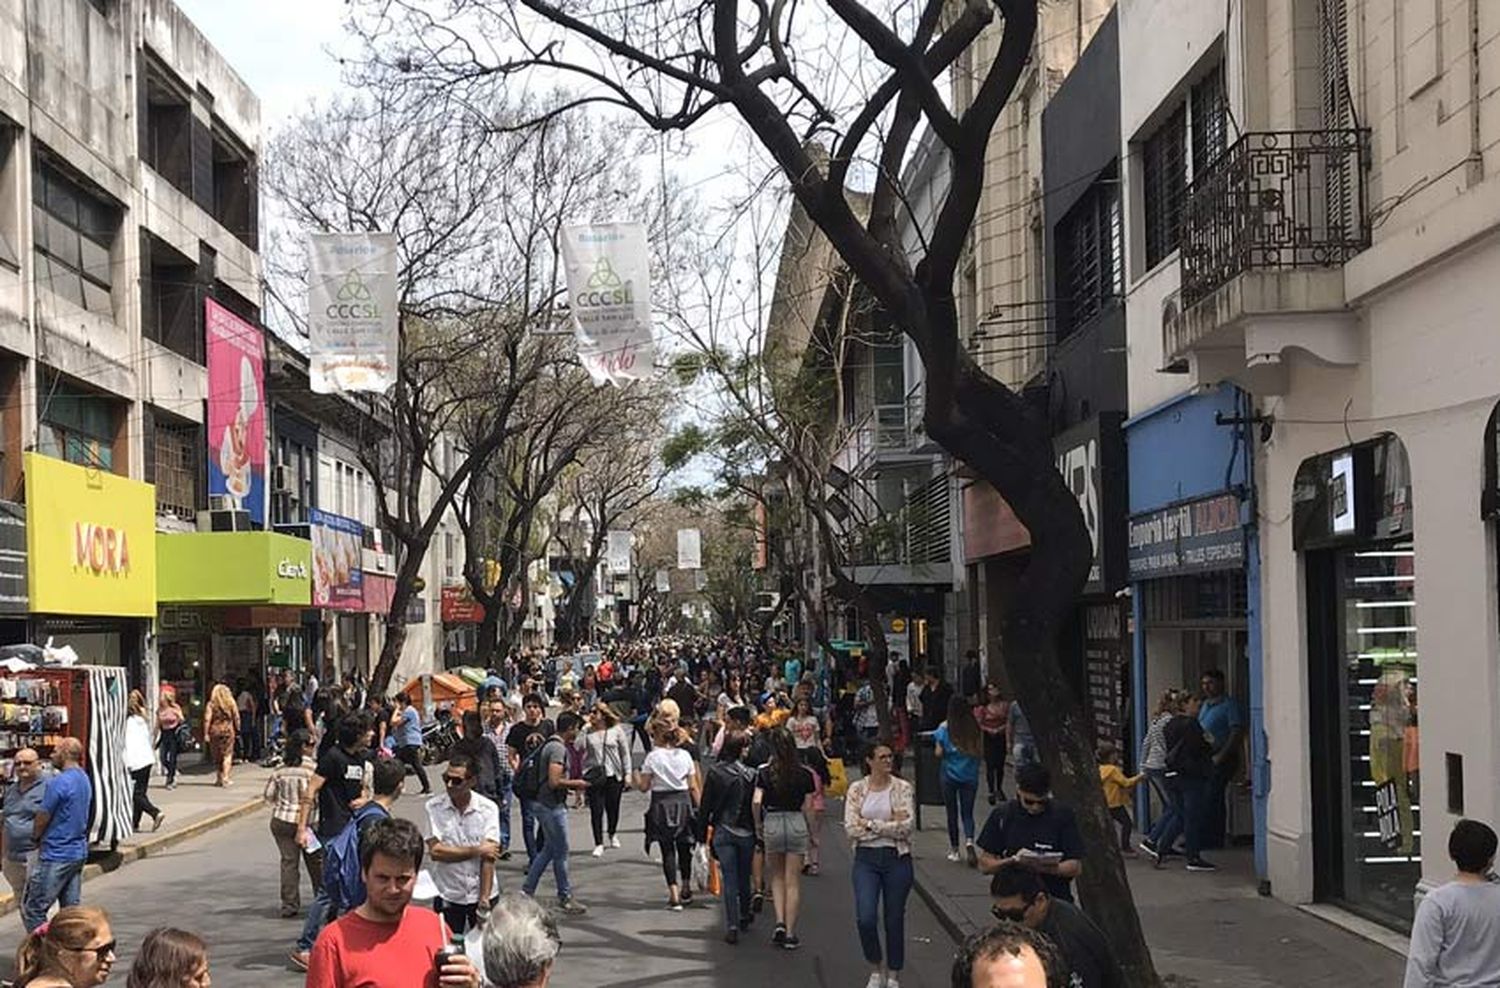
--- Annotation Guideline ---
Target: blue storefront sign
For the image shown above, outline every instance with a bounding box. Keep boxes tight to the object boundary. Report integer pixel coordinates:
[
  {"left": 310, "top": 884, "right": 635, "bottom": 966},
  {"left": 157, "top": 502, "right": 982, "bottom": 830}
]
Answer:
[{"left": 1125, "top": 384, "right": 1266, "bottom": 880}]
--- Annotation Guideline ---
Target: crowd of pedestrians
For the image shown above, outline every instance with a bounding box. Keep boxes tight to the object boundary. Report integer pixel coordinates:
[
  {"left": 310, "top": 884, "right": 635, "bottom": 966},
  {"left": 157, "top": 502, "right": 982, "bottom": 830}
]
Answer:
[{"left": 6, "top": 636, "right": 1499, "bottom": 988}]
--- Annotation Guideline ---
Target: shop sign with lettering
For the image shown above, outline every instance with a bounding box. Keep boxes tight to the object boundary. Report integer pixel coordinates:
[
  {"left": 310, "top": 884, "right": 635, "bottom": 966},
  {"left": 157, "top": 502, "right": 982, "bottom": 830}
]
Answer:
[{"left": 1127, "top": 492, "right": 1244, "bottom": 580}]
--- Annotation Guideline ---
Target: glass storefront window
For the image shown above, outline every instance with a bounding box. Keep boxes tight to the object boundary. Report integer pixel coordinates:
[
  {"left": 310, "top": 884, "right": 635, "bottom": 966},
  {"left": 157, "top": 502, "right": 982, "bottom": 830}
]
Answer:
[{"left": 1341, "top": 541, "right": 1418, "bottom": 925}]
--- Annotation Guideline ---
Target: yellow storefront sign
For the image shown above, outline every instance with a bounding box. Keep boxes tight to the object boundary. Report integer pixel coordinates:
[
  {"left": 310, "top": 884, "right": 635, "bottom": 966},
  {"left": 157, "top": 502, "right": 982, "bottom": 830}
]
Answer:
[{"left": 25, "top": 453, "right": 157, "bottom": 617}]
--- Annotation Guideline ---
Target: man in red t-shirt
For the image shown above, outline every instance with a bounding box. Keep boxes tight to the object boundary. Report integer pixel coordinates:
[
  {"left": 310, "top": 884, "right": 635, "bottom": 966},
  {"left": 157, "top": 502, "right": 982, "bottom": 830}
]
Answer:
[{"left": 307, "top": 817, "right": 481, "bottom": 988}]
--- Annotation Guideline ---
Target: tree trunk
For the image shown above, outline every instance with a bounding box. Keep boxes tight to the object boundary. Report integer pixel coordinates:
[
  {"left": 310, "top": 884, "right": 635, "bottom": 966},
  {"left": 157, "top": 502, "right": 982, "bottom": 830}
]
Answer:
[
  {"left": 370, "top": 545, "right": 428, "bottom": 696},
  {"left": 472, "top": 602, "right": 501, "bottom": 668},
  {"left": 925, "top": 359, "right": 1158, "bottom": 988}
]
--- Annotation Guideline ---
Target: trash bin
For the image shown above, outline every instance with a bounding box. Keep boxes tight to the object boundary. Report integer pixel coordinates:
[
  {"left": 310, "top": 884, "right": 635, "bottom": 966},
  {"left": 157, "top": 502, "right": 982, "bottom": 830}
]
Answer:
[{"left": 912, "top": 731, "right": 942, "bottom": 830}]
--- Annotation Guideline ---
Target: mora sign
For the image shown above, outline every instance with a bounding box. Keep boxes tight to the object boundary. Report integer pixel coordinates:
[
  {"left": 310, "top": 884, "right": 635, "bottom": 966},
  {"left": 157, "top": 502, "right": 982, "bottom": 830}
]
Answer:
[{"left": 73, "top": 523, "right": 131, "bottom": 574}]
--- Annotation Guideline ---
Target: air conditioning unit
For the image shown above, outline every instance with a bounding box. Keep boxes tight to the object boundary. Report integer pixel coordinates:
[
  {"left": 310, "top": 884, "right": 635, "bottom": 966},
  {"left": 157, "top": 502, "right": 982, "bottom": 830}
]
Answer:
[
  {"left": 196, "top": 509, "right": 252, "bottom": 532},
  {"left": 208, "top": 495, "right": 236, "bottom": 512}
]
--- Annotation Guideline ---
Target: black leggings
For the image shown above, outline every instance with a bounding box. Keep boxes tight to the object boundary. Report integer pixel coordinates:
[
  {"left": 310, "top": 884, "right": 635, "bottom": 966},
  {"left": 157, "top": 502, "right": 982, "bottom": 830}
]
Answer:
[
  {"left": 588, "top": 777, "right": 625, "bottom": 845},
  {"left": 1109, "top": 805, "right": 1134, "bottom": 850},
  {"left": 131, "top": 766, "right": 159, "bottom": 829},
  {"left": 395, "top": 745, "right": 431, "bottom": 794},
  {"left": 661, "top": 836, "right": 694, "bottom": 892},
  {"left": 982, "top": 730, "right": 1007, "bottom": 796}
]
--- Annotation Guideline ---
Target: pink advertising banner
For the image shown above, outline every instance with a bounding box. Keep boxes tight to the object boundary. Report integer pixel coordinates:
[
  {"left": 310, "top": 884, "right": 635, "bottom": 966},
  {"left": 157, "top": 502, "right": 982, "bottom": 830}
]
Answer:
[{"left": 205, "top": 299, "right": 266, "bottom": 525}]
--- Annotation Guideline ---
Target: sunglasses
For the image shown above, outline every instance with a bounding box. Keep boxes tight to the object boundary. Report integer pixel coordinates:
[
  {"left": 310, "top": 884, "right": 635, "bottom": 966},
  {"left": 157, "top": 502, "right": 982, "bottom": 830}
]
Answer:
[
  {"left": 64, "top": 940, "right": 116, "bottom": 962},
  {"left": 991, "top": 904, "right": 1029, "bottom": 923},
  {"left": 443, "top": 775, "right": 470, "bottom": 787}
]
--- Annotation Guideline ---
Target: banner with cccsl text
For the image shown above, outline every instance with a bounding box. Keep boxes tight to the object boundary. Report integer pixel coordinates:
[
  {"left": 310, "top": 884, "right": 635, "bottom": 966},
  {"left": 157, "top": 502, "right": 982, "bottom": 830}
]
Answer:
[
  {"left": 561, "top": 222, "right": 655, "bottom": 386},
  {"left": 307, "top": 231, "right": 400, "bottom": 394}
]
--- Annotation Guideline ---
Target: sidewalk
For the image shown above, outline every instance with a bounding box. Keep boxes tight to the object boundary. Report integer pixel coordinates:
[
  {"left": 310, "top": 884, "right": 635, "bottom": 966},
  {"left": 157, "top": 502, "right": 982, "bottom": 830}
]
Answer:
[
  {"left": 906, "top": 803, "right": 1408, "bottom": 987},
  {"left": 0, "top": 757, "right": 269, "bottom": 918}
]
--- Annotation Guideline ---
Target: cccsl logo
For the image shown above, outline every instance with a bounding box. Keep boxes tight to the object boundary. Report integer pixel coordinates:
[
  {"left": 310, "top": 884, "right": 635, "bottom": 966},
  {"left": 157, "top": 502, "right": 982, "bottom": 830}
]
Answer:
[
  {"left": 574, "top": 257, "right": 634, "bottom": 307},
  {"left": 72, "top": 523, "right": 130, "bottom": 575},
  {"left": 325, "top": 270, "right": 380, "bottom": 319}
]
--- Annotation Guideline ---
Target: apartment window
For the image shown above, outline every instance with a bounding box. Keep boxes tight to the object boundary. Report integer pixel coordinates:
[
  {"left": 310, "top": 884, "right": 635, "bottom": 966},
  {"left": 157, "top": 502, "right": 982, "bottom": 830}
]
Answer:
[
  {"left": 273, "top": 435, "right": 315, "bottom": 525},
  {"left": 141, "top": 56, "right": 192, "bottom": 196},
  {"left": 1141, "top": 60, "right": 1228, "bottom": 269},
  {"left": 141, "top": 233, "right": 201, "bottom": 362},
  {"left": 152, "top": 416, "right": 200, "bottom": 521},
  {"left": 1190, "top": 65, "right": 1229, "bottom": 178},
  {"left": 33, "top": 158, "right": 118, "bottom": 317},
  {"left": 0, "top": 130, "right": 19, "bottom": 270},
  {"left": 211, "top": 122, "right": 257, "bottom": 249},
  {"left": 1056, "top": 174, "right": 1123, "bottom": 340},
  {"left": 38, "top": 375, "right": 119, "bottom": 472},
  {"left": 444, "top": 532, "right": 456, "bottom": 580}
]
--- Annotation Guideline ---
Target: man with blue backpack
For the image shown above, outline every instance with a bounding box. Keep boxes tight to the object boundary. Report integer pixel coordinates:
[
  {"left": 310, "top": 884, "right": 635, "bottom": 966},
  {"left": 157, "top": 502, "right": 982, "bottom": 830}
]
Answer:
[{"left": 324, "top": 758, "right": 407, "bottom": 915}]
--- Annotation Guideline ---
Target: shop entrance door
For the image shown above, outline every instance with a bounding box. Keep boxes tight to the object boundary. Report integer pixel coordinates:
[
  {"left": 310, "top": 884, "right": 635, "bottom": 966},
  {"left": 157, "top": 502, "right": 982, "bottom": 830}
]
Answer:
[{"left": 1309, "top": 540, "right": 1419, "bottom": 929}]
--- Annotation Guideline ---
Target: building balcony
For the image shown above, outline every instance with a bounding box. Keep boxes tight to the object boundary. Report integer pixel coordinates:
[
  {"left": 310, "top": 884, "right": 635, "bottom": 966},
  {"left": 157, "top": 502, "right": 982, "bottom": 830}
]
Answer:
[
  {"left": 833, "top": 389, "right": 942, "bottom": 480},
  {"left": 1164, "top": 129, "right": 1371, "bottom": 392},
  {"left": 845, "top": 473, "right": 953, "bottom": 586}
]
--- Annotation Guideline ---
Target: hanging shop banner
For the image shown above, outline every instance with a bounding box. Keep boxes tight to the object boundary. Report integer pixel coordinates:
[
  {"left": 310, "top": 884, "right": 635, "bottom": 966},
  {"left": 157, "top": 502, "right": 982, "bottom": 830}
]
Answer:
[
  {"left": 1127, "top": 492, "right": 1244, "bottom": 581},
  {"left": 676, "top": 528, "right": 701, "bottom": 570},
  {"left": 0, "top": 500, "right": 27, "bottom": 614},
  {"left": 205, "top": 299, "right": 267, "bottom": 525},
  {"left": 654, "top": 569, "right": 671, "bottom": 594},
  {"left": 606, "top": 530, "right": 632, "bottom": 576},
  {"left": 307, "top": 232, "right": 399, "bottom": 394},
  {"left": 561, "top": 223, "right": 654, "bottom": 386},
  {"left": 309, "top": 508, "right": 364, "bottom": 611},
  {"left": 24, "top": 453, "right": 156, "bottom": 617},
  {"left": 441, "top": 584, "right": 484, "bottom": 624}
]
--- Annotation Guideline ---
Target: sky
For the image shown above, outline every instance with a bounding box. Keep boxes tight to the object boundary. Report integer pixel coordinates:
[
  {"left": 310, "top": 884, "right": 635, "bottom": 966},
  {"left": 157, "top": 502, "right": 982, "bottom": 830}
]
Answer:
[{"left": 174, "top": 0, "right": 353, "bottom": 129}]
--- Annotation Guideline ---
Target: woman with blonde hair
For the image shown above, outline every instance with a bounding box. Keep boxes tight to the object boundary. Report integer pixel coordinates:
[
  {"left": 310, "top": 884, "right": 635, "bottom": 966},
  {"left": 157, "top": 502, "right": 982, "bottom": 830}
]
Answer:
[
  {"left": 155, "top": 687, "right": 185, "bottom": 790},
  {"left": 125, "top": 690, "right": 163, "bottom": 833},
  {"left": 1138, "top": 688, "right": 1184, "bottom": 843},
  {"left": 125, "top": 927, "right": 210, "bottom": 988},
  {"left": 12, "top": 905, "right": 116, "bottom": 987},
  {"left": 204, "top": 684, "right": 238, "bottom": 787}
]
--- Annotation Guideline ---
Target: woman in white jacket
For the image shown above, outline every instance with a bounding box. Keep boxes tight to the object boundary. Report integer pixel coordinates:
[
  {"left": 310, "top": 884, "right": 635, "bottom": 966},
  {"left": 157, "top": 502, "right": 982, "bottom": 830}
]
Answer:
[
  {"left": 125, "top": 690, "right": 164, "bottom": 833},
  {"left": 580, "top": 705, "right": 632, "bottom": 857}
]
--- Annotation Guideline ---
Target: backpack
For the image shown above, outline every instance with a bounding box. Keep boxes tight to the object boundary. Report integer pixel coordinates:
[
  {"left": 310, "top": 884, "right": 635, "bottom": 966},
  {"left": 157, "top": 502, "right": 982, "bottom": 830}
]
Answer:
[
  {"left": 514, "top": 737, "right": 559, "bottom": 801},
  {"left": 322, "top": 802, "right": 389, "bottom": 914}
]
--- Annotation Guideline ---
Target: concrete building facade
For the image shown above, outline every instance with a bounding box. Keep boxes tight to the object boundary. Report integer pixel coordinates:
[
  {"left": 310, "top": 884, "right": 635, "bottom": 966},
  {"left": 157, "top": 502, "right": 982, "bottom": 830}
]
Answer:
[{"left": 1120, "top": 0, "right": 1500, "bottom": 932}]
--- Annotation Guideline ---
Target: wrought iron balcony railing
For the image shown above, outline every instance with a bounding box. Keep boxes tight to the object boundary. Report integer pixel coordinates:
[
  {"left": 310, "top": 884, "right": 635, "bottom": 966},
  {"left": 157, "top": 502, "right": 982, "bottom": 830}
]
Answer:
[{"left": 1179, "top": 129, "right": 1370, "bottom": 309}]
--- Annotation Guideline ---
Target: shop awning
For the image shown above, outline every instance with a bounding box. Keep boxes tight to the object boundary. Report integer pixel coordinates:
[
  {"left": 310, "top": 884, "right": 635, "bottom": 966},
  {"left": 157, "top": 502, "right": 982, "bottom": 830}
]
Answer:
[{"left": 157, "top": 532, "right": 312, "bottom": 606}]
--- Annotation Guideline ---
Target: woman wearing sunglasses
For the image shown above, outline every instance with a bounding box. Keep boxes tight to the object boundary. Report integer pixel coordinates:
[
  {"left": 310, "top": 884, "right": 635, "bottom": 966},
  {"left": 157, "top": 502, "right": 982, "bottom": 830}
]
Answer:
[
  {"left": 12, "top": 905, "right": 116, "bottom": 987},
  {"left": 843, "top": 741, "right": 915, "bottom": 988}
]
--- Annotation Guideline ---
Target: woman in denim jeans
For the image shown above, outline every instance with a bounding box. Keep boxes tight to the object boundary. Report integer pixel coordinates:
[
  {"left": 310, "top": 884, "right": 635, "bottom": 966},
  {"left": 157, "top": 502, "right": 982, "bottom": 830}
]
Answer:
[
  {"left": 933, "top": 696, "right": 983, "bottom": 866},
  {"left": 155, "top": 687, "right": 185, "bottom": 790},
  {"left": 844, "top": 741, "right": 915, "bottom": 988},
  {"left": 698, "top": 730, "right": 759, "bottom": 943}
]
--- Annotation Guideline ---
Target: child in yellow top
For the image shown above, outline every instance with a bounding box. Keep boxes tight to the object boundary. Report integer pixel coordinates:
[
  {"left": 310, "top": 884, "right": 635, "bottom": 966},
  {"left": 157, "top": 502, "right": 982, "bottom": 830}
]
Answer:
[{"left": 1098, "top": 742, "right": 1144, "bottom": 856}]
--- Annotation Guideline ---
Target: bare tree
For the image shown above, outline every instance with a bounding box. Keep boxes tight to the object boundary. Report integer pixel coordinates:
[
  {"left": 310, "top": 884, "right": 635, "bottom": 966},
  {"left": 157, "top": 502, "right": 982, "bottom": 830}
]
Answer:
[{"left": 350, "top": 1, "right": 1153, "bottom": 979}]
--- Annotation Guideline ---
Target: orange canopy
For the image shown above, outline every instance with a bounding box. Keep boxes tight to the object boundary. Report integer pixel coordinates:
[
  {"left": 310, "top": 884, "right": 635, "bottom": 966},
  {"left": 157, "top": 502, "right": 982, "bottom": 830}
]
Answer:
[{"left": 400, "top": 673, "right": 478, "bottom": 716}]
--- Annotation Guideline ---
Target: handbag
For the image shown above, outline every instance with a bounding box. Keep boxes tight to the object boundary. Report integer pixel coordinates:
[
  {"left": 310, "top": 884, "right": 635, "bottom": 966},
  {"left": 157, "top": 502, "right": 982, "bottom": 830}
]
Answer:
[
  {"left": 175, "top": 722, "right": 195, "bottom": 750},
  {"left": 825, "top": 757, "right": 849, "bottom": 798},
  {"left": 582, "top": 765, "right": 607, "bottom": 787}
]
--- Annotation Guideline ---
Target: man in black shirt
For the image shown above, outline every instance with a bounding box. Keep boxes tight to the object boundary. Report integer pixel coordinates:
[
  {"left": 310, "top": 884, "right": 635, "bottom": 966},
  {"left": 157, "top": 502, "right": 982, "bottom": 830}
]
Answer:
[
  {"left": 977, "top": 764, "right": 1085, "bottom": 903},
  {"left": 918, "top": 666, "right": 953, "bottom": 732},
  {"left": 960, "top": 650, "right": 983, "bottom": 704},
  {"left": 505, "top": 693, "right": 555, "bottom": 862},
  {"left": 990, "top": 868, "right": 1122, "bottom": 988}
]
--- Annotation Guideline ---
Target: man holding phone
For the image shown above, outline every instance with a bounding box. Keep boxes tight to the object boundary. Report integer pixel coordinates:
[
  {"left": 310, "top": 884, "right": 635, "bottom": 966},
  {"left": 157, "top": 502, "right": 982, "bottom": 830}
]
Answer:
[{"left": 307, "top": 817, "right": 481, "bottom": 988}]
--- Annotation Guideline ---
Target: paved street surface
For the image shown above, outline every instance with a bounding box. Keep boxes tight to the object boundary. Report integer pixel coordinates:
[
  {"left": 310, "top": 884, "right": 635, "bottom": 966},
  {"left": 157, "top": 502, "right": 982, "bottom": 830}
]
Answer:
[
  {"left": 0, "top": 786, "right": 958, "bottom": 988},
  {"left": 906, "top": 791, "right": 1408, "bottom": 988}
]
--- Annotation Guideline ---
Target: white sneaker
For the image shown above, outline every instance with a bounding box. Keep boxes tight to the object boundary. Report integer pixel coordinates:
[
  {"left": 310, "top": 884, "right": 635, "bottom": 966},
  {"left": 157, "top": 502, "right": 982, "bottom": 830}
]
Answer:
[
  {"left": 886, "top": 976, "right": 900, "bottom": 988},
  {"left": 591, "top": 845, "right": 605, "bottom": 857},
  {"left": 610, "top": 835, "right": 621, "bottom": 849},
  {"left": 945, "top": 850, "right": 962, "bottom": 862},
  {"left": 865, "top": 974, "right": 885, "bottom": 988}
]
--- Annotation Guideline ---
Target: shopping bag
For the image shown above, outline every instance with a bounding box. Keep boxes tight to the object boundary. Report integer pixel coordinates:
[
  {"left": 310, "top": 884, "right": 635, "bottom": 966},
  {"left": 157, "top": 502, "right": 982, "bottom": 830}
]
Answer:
[
  {"left": 825, "top": 757, "right": 849, "bottom": 798},
  {"left": 693, "top": 841, "right": 713, "bottom": 894}
]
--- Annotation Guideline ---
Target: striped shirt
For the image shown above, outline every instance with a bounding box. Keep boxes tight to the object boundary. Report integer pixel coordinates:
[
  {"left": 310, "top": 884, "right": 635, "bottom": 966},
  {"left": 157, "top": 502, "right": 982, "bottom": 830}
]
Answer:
[{"left": 264, "top": 765, "right": 314, "bottom": 824}]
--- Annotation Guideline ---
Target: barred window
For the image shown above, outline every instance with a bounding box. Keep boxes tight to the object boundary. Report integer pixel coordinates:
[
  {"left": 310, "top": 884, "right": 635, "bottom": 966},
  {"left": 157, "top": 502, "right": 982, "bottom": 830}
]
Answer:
[
  {"left": 1141, "top": 59, "right": 1228, "bottom": 270},
  {"left": 33, "top": 158, "right": 117, "bottom": 317},
  {"left": 1191, "top": 64, "right": 1229, "bottom": 176},
  {"left": 1056, "top": 174, "right": 1123, "bottom": 340},
  {"left": 1142, "top": 105, "right": 1187, "bottom": 269},
  {"left": 153, "top": 419, "right": 200, "bottom": 521}
]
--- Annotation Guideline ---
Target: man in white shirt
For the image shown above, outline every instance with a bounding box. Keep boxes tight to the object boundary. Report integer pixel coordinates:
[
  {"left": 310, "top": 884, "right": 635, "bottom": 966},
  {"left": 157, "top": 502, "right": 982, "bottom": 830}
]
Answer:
[{"left": 424, "top": 751, "right": 501, "bottom": 935}]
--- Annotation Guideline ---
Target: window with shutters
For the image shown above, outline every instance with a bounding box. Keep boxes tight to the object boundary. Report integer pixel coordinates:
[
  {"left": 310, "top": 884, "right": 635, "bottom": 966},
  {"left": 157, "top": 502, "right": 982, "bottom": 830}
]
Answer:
[
  {"left": 32, "top": 157, "right": 118, "bottom": 318},
  {"left": 1140, "top": 59, "right": 1228, "bottom": 270},
  {"left": 38, "top": 374, "right": 120, "bottom": 473},
  {"left": 1056, "top": 172, "right": 1123, "bottom": 341},
  {"left": 153, "top": 416, "right": 200, "bottom": 521}
]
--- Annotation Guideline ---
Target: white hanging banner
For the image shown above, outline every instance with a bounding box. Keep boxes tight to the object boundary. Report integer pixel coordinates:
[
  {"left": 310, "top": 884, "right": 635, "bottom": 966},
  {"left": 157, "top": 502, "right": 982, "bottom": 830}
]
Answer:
[
  {"left": 308, "top": 232, "right": 400, "bottom": 394},
  {"left": 676, "top": 528, "right": 701, "bottom": 570},
  {"left": 606, "top": 530, "right": 633, "bottom": 576},
  {"left": 561, "top": 222, "right": 655, "bottom": 386},
  {"left": 654, "top": 569, "right": 672, "bottom": 594}
]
